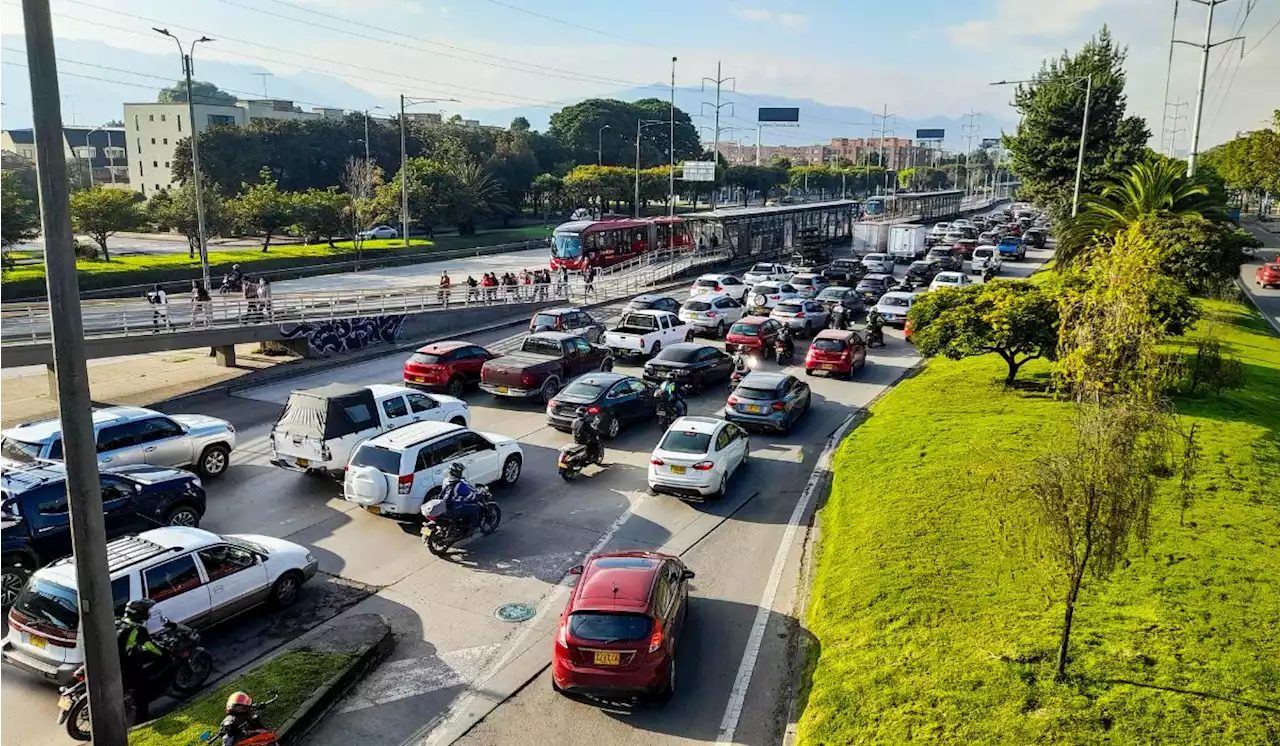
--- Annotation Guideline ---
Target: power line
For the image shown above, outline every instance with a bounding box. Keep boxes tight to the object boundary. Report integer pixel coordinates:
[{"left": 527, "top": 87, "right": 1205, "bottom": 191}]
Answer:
[
  {"left": 1245, "top": 16, "right": 1280, "bottom": 54},
  {"left": 477, "top": 0, "right": 664, "bottom": 49}
]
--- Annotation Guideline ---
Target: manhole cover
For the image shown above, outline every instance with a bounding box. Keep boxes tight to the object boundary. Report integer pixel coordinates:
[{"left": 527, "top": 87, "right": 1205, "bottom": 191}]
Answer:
[{"left": 495, "top": 603, "right": 536, "bottom": 623}]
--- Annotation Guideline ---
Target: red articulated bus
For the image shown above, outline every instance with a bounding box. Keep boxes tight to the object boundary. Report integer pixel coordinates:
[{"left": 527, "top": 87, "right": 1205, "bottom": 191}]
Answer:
[{"left": 550, "top": 216, "right": 690, "bottom": 271}]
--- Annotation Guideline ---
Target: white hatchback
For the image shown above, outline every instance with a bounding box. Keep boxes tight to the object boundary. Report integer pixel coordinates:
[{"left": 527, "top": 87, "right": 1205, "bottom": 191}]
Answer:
[
  {"left": 647, "top": 416, "right": 750, "bottom": 500},
  {"left": 862, "top": 253, "right": 894, "bottom": 274},
  {"left": 743, "top": 263, "right": 791, "bottom": 285},
  {"left": 747, "top": 281, "right": 800, "bottom": 311},
  {"left": 679, "top": 293, "right": 746, "bottom": 337},
  {"left": 690, "top": 274, "right": 748, "bottom": 302},
  {"left": 929, "top": 272, "right": 974, "bottom": 292}
]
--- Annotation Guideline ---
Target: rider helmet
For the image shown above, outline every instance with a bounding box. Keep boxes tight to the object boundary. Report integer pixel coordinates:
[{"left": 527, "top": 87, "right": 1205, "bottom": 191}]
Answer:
[
  {"left": 226, "top": 691, "right": 253, "bottom": 714},
  {"left": 447, "top": 461, "right": 466, "bottom": 481},
  {"left": 121, "top": 598, "right": 156, "bottom": 624}
]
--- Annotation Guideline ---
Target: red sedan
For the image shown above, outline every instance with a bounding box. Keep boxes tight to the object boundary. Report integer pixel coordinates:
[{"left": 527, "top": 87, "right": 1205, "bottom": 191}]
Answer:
[
  {"left": 553, "top": 551, "right": 693, "bottom": 702},
  {"left": 805, "top": 329, "right": 867, "bottom": 378},
  {"left": 724, "top": 315, "right": 783, "bottom": 358},
  {"left": 1257, "top": 262, "right": 1280, "bottom": 289},
  {"left": 403, "top": 340, "right": 497, "bottom": 396}
]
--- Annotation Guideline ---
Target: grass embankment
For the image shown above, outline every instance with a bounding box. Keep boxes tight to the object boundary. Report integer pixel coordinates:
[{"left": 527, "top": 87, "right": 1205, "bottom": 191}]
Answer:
[
  {"left": 0, "top": 225, "right": 551, "bottom": 298},
  {"left": 799, "top": 299, "right": 1280, "bottom": 745},
  {"left": 128, "top": 649, "right": 352, "bottom": 746}
]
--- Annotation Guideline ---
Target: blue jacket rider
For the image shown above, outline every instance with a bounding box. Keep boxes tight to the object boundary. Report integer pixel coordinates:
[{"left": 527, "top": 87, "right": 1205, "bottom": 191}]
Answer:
[
  {"left": 441, "top": 462, "right": 481, "bottom": 527},
  {"left": 657, "top": 378, "right": 686, "bottom": 417}
]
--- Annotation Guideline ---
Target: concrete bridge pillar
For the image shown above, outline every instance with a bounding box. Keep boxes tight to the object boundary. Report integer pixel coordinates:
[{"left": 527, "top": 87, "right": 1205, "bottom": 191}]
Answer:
[
  {"left": 46, "top": 362, "right": 58, "bottom": 398},
  {"left": 214, "top": 345, "right": 236, "bottom": 367}
]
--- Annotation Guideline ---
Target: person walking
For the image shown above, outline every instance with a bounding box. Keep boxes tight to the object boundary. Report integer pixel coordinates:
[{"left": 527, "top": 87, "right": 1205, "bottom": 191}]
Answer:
[
  {"left": 243, "top": 279, "right": 260, "bottom": 321},
  {"left": 584, "top": 264, "right": 597, "bottom": 297},
  {"left": 146, "top": 284, "right": 171, "bottom": 332},
  {"left": 559, "top": 266, "right": 570, "bottom": 298},
  {"left": 438, "top": 270, "right": 452, "bottom": 305},
  {"left": 257, "top": 277, "right": 273, "bottom": 320},
  {"left": 465, "top": 274, "right": 479, "bottom": 304},
  {"left": 521, "top": 269, "right": 532, "bottom": 301},
  {"left": 189, "top": 280, "right": 212, "bottom": 328}
]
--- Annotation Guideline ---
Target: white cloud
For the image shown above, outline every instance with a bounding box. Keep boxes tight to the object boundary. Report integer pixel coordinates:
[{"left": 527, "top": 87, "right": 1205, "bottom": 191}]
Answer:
[
  {"left": 730, "top": 6, "right": 808, "bottom": 28},
  {"left": 947, "top": 0, "right": 1106, "bottom": 49}
]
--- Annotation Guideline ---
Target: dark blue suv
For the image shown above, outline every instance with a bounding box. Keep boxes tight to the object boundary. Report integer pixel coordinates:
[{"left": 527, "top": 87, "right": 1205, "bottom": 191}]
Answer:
[{"left": 1, "top": 463, "right": 206, "bottom": 607}]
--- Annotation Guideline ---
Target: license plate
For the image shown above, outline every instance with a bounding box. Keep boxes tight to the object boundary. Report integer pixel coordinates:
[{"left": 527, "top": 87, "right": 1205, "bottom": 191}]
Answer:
[
  {"left": 747, "top": 405, "right": 762, "bottom": 414},
  {"left": 30, "top": 635, "right": 46, "bottom": 650},
  {"left": 420, "top": 525, "right": 431, "bottom": 536},
  {"left": 682, "top": 313, "right": 697, "bottom": 320},
  {"left": 296, "top": 458, "right": 309, "bottom": 467},
  {"left": 670, "top": 465, "right": 686, "bottom": 475},
  {"left": 822, "top": 364, "right": 835, "bottom": 370},
  {"left": 411, "top": 376, "right": 425, "bottom": 383},
  {"left": 365, "top": 506, "right": 382, "bottom": 515},
  {"left": 497, "top": 386, "right": 509, "bottom": 394},
  {"left": 593, "top": 651, "right": 621, "bottom": 666},
  {"left": 58, "top": 695, "right": 72, "bottom": 711}
]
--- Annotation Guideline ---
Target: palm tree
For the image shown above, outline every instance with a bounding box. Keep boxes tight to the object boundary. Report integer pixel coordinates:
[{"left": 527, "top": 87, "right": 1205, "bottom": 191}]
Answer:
[
  {"left": 449, "top": 161, "right": 510, "bottom": 235},
  {"left": 1056, "top": 158, "right": 1223, "bottom": 267}
]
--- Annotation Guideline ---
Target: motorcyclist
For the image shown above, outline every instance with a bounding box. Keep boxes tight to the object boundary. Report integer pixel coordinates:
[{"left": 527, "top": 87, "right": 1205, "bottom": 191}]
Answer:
[
  {"left": 866, "top": 309, "right": 886, "bottom": 348},
  {"left": 221, "top": 691, "right": 271, "bottom": 743},
  {"left": 829, "top": 302, "right": 848, "bottom": 331},
  {"left": 732, "top": 348, "right": 751, "bottom": 376},
  {"left": 571, "top": 407, "right": 605, "bottom": 464},
  {"left": 116, "top": 599, "right": 165, "bottom": 717},
  {"left": 776, "top": 324, "right": 795, "bottom": 361},
  {"left": 440, "top": 462, "right": 481, "bottom": 530},
  {"left": 224, "top": 264, "right": 244, "bottom": 289},
  {"left": 655, "top": 377, "right": 687, "bottom": 419}
]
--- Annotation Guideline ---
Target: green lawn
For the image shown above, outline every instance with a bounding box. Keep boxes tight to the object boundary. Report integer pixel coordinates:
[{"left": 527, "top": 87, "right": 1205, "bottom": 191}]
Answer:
[
  {"left": 128, "top": 649, "right": 353, "bottom": 746},
  {"left": 799, "top": 299, "right": 1280, "bottom": 745},
  {"left": 0, "top": 225, "right": 552, "bottom": 286}
]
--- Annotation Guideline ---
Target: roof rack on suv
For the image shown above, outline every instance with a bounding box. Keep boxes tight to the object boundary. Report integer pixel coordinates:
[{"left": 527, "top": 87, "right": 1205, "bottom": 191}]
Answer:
[{"left": 50, "top": 534, "right": 177, "bottom": 574}]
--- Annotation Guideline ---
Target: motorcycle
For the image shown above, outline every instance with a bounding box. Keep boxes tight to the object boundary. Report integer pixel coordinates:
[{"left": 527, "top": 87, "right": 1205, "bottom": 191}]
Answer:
[
  {"left": 774, "top": 335, "right": 795, "bottom": 365},
  {"left": 219, "top": 275, "right": 243, "bottom": 294},
  {"left": 729, "top": 353, "right": 758, "bottom": 390},
  {"left": 60, "top": 616, "right": 213, "bottom": 741},
  {"left": 558, "top": 438, "right": 605, "bottom": 481},
  {"left": 201, "top": 694, "right": 280, "bottom": 745},
  {"left": 420, "top": 486, "right": 501, "bottom": 556}
]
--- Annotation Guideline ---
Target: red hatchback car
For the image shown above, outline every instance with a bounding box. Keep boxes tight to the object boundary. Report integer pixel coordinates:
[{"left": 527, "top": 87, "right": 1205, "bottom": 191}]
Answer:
[
  {"left": 553, "top": 551, "right": 694, "bottom": 702},
  {"left": 403, "top": 340, "right": 497, "bottom": 396},
  {"left": 724, "top": 315, "right": 783, "bottom": 358},
  {"left": 1257, "top": 262, "right": 1280, "bottom": 289},
  {"left": 805, "top": 329, "right": 867, "bottom": 378}
]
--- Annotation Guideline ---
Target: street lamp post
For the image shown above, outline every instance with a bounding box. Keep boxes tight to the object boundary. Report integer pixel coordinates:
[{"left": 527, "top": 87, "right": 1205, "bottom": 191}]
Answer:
[
  {"left": 83, "top": 125, "right": 101, "bottom": 189},
  {"left": 991, "top": 75, "right": 1092, "bottom": 217},
  {"left": 597, "top": 123, "right": 610, "bottom": 166},
  {"left": 155, "top": 28, "right": 213, "bottom": 289},
  {"left": 635, "top": 118, "right": 667, "bottom": 218},
  {"left": 399, "top": 95, "right": 459, "bottom": 246},
  {"left": 363, "top": 105, "right": 382, "bottom": 165}
]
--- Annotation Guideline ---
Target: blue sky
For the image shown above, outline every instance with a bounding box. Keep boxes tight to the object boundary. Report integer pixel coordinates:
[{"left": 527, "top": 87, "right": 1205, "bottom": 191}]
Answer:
[{"left": 1, "top": 0, "right": 1276, "bottom": 148}]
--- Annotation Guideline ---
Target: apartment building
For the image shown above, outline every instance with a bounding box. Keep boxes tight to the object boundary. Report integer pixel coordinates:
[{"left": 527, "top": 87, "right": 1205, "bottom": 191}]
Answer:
[
  {"left": 717, "top": 142, "right": 833, "bottom": 166},
  {"left": 124, "top": 99, "right": 345, "bottom": 196},
  {"left": 1, "top": 126, "right": 129, "bottom": 187},
  {"left": 828, "top": 137, "right": 933, "bottom": 170}
]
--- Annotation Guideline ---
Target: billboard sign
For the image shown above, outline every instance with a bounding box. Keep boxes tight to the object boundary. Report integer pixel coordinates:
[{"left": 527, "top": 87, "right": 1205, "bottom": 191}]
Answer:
[
  {"left": 915, "top": 128, "right": 945, "bottom": 140},
  {"left": 982, "top": 138, "right": 1001, "bottom": 148},
  {"left": 682, "top": 161, "right": 717, "bottom": 182},
  {"left": 758, "top": 107, "right": 800, "bottom": 123}
]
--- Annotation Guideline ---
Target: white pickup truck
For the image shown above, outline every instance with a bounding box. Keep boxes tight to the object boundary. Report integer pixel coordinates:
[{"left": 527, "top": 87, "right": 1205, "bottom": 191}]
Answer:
[
  {"left": 601, "top": 310, "right": 694, "bottom": 359},
  {"left": 270, "top": 383, "right": 470, "bottom": 477}
]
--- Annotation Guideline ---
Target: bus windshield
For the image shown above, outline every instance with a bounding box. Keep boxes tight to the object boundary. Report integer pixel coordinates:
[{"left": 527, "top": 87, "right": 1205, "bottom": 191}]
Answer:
[{"left": 553, "top": 232, "right": 582, "bottom": 259}]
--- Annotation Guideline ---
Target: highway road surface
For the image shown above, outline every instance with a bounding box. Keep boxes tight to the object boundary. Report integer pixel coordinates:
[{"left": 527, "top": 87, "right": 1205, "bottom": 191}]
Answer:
[
  {"left": 1, "top": 208, "right": 1051, "bottom": 746},
  {"left": 1239, "top": 222, "right": 1280, "bottom": 333}
]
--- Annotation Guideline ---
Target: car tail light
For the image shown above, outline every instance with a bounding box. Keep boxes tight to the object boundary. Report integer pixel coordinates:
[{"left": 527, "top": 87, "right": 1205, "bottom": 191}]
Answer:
[
  {"left": 398, "top": 474, "right": 413, "bottom": 495},
  {"left": 648, "top": 620, "right": 665, "bottom": 653},
  {"left": 769, "top": 294, "right": 779, "bottom": 300},
  {"left": 705, "top": 311, "right": 717, "bottom": 318},
  {"left": 727, "top": 395, "right": 739, "bottom": 406},
  {"left": 793, "top": 313, "right": 804, "bottom": 318},
  {"left": 714, "top": 284, "right": 722, "bottom": 291},
  {"left": 521, "top": 374, "right": 535, "bottom": 386},
  {"left": 692, "top": 461, "right": 714, "bottom": 471},
  {"left": 650, "top": 457, "right": 665, "bottom": 466},
  {"left": 771, "top": 402, "right": 786, "bottom": 412},
  {"left": 586, "top": 406, "right": 600, "bottom": 415},
  {"left": 557, "top": 622, "right": 569, "bottom": 648}
]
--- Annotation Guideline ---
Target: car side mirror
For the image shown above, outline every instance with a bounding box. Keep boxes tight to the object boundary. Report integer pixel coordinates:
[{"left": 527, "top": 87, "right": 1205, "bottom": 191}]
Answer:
[
  {"left": 568, "top": 565, "right": 583, "bottom": 575},
  {"left": 682, "top": 569, "right": 696, "bottom": 580}
]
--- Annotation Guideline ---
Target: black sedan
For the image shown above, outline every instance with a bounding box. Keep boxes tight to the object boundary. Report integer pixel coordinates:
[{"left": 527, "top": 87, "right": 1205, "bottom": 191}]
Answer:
[
  {"left": 545, "top": 372, "right": 654, "bottom": 439},
  {"left": 821, "top": 258, "right": 867, "bottom": 285},
  {"left": 854, "top": 274, "right": 892, "bottom": 304},
  {"left": 906, "top": 259, "right": 942, "bottom": 285},
  {"left": 624, "top": 294, "right": 681, "bottom": 314},
  {"left": 813, "top": 286, "right": 865, "bottom": 316},
  {"left": 642, "top": 343, "right": 735, "bottom": 393}
]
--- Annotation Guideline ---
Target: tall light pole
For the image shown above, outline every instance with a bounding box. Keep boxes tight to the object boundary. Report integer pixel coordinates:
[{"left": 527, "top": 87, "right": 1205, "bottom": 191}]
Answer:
[
  {"left": 155, "top": 28, "right": 213, "bottom": 289},
  {"left": 399, "top": 95, "right": 458, "bottom": 246},
  {"left": 26, "top": 0, "right": 128, "bottom": 743},
  {"left": 991, "top": 75, "right": 1092, "bottom": 216},
  {"left": 83, "top": 125, "right": 101, "bottom": 189},
  {"left": 104, "top": 128, "right": 116, "bottom": 185},
  {"left": 363, "top": 105, "right": 382, "bottom": 165},
  {"left": 636, "top": 118, "right": 667, "bottom": 217},
  {"left": 701, "top": 61, "right": 735, "bottom": 210},
  {"left": 669, "top": 55, "right": 677, "bottom": 217},
  {"left": 597, "top": 123, "right": 610, "bottom": 166},
  {"left": 1175, "top": 0, "right": 1244, "bottom": 177}
]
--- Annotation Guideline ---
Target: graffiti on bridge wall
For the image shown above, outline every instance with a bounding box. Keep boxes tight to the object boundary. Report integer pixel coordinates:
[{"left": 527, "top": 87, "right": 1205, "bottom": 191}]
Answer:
[{"left": 279, "top": 315, "right": 405, "bottom": 356}]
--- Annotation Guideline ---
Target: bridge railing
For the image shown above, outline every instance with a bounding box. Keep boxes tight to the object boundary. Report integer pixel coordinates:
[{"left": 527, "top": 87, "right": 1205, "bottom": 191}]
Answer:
[{"left": 1, "top": 248, "right": 731, "bottom": 343}]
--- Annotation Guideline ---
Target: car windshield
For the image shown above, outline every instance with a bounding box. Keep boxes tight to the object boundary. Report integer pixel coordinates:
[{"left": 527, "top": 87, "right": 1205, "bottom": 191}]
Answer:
[
  {"left": 552, "top": 232, "right": 582, "bottom": 259},
  {"left": 936, "top": 275, "right": 960, "bottom": 283},
  {"left": 560, "top": 380, "right": 607, "bottom": 400},
  {"left": 0, "top": 437, "right": 42, "bottom": 463},
  {"left": 909, "top": 263, "right": 931, "bottom": 272},
  {"left": 816, "top": 288, "right": 847, "bottom": 300},
  {"left": 695, "top": 279, "right": 722, "bottom": 288},
  {"left": 521, "top": 337, "right": 564, "bottom": 356},
  {"left": 974, "top": 249, "right": 993, "bottom": 258},
  {"left": 659, "top": 429, "right": 712, "bottom": 454},
  {"left": 775, "top": 303, "right": 803, "bottom": 314},
  {"left": 792, "top": 276, "right": 816, "bottom": 285},
  {"left": 881, "top": 296, "right": 910, "bottom": 308},
  {"left": 749, "top": 264, "right": 775, "bottom": 273},
  {"left": 12, "top": 579, "right": 80, "bottom": 631},
  {"left": 751, "top": 284, "right": 778, "bottom": 295},
  {"left": 409, "top": 352, "right": 443, "bottom": 365},
  {"left": 729, "top": 322, "right": 760, "bottom": 336},
  {"left": 856, "top": 280, "right": 883, "bottom": 290},
  {"left": 684, "top": 300, "right": 712, "bottom": 312},
  {"left": 532, "top": 314, "right": 560, "bottom": 329},
  {"left": 654, "top": 346, "right": 702, "bottom": 363},
  {"left": 813, "top": 338, "right": 847, "bottom": 352},
  {"left": 350, "top": 445, "right": 403, "bottom": 474},
  {"left": 568, "top": 612, "right": 652, "bottom": 643},
  {"left": 629, "top": 299, "right": 661, "bottom": 310},
  {"left": 865, "top": 255, "right": 886, "bottom": 262},
  {"left": 735, "top": 386, "right": 779, "bottom": 400}
]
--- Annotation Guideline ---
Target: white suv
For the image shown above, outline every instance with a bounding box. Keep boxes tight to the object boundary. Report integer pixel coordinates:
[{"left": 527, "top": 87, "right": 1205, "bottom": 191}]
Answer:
[
  {"left": 2, "top": 527, "right": 316, "bottom": 686},
  {"left": 343, "top": 421, "right": 523, "bottom": 516}
]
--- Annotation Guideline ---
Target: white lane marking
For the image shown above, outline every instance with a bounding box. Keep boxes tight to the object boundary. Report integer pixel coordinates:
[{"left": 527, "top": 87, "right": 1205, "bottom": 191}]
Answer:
[
  {"left": 418, "top": 489, "right": 644, "bottom": 745},
  {"left": 335, "top": 644, "right": 501, "bottom": 714},
  {"left": 715, "top": 413, "right": 856, "bottom": 745}
]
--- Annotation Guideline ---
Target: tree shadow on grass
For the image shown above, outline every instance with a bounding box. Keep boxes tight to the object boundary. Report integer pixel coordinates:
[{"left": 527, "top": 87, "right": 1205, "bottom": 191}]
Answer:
[{"left": 1092, "top": 678, "right": 1280, "bottom": 714}]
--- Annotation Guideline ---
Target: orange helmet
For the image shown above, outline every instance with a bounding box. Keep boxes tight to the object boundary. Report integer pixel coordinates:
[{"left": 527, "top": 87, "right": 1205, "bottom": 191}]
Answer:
[{"left": 226, "top": 691, "right": 253, "bottom": 713}]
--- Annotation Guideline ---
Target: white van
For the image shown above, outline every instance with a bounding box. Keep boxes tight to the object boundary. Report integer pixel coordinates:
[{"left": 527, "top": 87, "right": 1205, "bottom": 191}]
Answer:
[
  {"left": 970, "top": 246, "right": 1003, "bottom": 275},
  {"left": 342, "top": 422, "right": 523, "bottom": 516}
]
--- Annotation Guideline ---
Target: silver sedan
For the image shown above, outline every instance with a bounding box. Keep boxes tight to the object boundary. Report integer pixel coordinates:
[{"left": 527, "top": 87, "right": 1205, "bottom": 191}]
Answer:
[{"left": 769, "top": 299, "right": 830, "bottom": 336}]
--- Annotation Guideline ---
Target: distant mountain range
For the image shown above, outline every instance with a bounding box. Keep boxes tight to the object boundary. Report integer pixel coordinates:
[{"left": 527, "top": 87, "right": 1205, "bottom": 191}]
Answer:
[{"left": 2, "top": 36, "right": 1012, "bottom": 152}]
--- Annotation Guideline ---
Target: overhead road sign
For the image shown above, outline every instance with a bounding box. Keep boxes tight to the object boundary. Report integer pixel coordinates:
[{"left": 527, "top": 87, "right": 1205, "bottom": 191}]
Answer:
[
  {"left": 683, "top": 161, "right": 717, "bottom": 182},
  {"left": 915, "top": 128, "right": 945, "bottom": 140},
  {"left": 982, "top": 138, "right": 1001, "bottom": 147},
  {"left": 758, "top": 107, "right": 800, "bottom": 123}
]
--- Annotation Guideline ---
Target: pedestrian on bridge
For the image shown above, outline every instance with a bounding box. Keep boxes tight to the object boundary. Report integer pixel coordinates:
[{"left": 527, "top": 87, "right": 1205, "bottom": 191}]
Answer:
[
  {"left": 146, "top": 284, "right": 171, "bottom": 332},
  {"left": 584, "top": 265, "right": 597, "bottom": 297},
  {"left": 465, "top": 275, "right": 479, "bottom": 304},
  {"left": 257, "top": 277, "right": 273, "bottom": 320},
  {"left": 189, "top": 280, "right": 212, "bottom": 328},
  {"left": 521, "top": 269, "right": 533, "bottom": 300},
  {"left": 438, "top": 270, "right": 452, "bottom": 306}
]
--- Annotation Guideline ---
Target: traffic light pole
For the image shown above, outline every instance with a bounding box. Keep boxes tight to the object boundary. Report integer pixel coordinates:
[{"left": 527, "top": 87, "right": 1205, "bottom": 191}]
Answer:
[{"left": 22, "top": 0, "right": 128, "bottom": 743}]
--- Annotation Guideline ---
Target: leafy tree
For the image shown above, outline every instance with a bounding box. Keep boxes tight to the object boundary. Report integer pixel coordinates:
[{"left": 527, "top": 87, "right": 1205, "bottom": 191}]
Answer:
[
  {"left": 486, "top": 133, "right": 540, "bottom": 221},
  {"left": 1, "top": 169, "right": 41, "bottom": 251},
  {"left": 530, "top": 172, "right": 564, "bottom": 220},
  {"left": 1140, "top": 213, "right": 1260, "bottom": 294},
  {"left": 291, "top": 187, "right": 348, "bottom": 246},
  {"left": 725, "top": 165, "right": 788, "bottom": 205},
  {"left": 157, "top": 80, "right": 237, "bottom": 106},
  {"left": 145, "top": 178, "right": 231, "bottom": 258},
  {"left": 562, "top": 165, "right": 631, "bottom": 212},
  {"left": 448, "top": 161, "right": 511, "bottom": 234},
  {"left": 1200, "top": 111, "right": 1280, "bottom": 212},
  {"left": 770, "top": 155, "right": 793, "bottom": 170},
  {"left": 1002, "top": 27, "right": 1151, "bottom": 221},
  {"left": 391, "top": 157, "right": 458, "bottom": 235},
  {"left": 548, "top": 98, "right": 701, "bottom": 169},
  {"left": 68, "top": 187, "right": 143, "bottom": 261},
  {"left": 340, "top": 157, "right": 384, "bottom": 260},
  {"left": 1058, "top": 158, "right": 1222, "bottom": 266},
  {"left": 103, "top": 119, "right": 124, "bottom": 127},
  {"left": 510, "top": 116, "right": 531, "bottom": 133},
  {"left": 907, "top": 280, "right": 1060, "bottom": 386},
  {"left": 227, "top": 168, "right": 295, "bottom": 251}
]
